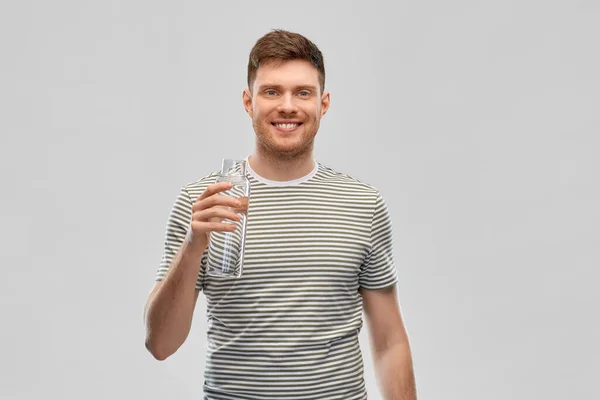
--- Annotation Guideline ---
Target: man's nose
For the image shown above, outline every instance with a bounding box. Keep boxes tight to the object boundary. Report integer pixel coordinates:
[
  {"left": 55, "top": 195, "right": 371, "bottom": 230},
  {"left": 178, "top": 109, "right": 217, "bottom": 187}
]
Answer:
[{"left": 276, "top": 93, "right": 298, "bottom": 114}]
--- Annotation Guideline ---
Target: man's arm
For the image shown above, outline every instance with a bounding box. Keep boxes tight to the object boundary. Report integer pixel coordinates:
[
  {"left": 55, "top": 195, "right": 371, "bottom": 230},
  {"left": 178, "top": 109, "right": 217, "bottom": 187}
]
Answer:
[
  {"left": 361, "top": 285, "right": 417, "bottom": 400},
  {"left": 144, "top": 236, "right": 203, "bottom": 360},
  {"left": 144, "top": 182, "right": 243, "bottom": 360}
]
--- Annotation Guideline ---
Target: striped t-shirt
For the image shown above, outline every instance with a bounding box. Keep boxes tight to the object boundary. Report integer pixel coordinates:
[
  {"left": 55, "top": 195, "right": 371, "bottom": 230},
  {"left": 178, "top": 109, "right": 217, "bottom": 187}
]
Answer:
[{"left": 156, "top": 160, "right": 398, "bottom": 400}]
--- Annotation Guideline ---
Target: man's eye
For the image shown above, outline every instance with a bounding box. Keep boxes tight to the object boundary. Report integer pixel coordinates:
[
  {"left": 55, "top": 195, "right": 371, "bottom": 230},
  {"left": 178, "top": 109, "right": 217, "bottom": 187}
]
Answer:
[
  {"left": 266, "top": 90, "right": 277, "bottom": 96},
  {"left": 299, "top": 91, "right": 310, "bottom": 97}
]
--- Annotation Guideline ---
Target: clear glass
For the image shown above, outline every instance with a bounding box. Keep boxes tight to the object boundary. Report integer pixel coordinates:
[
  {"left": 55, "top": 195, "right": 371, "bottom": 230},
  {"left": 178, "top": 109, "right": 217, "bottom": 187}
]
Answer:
[{"left": 206, "top": 159, "right": 250, "bottom": 278}]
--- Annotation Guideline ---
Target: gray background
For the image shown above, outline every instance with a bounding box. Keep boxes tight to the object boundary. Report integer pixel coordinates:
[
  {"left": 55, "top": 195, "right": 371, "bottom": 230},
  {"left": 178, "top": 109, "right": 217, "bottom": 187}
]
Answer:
[{"left": 1, "top": 0, "right": 598, "bottom": 399}]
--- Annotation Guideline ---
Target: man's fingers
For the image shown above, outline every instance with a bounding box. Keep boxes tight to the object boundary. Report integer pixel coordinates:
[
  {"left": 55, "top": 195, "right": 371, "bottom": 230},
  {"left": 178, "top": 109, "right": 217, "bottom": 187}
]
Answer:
[
  {"left": 194, "top": 193, "right": 241, "bottom": 212},
  {"left": 197, "top": 182, "right": 233, "bottom": 201},
  {"left": 234, "top": 196, "right": 249, "bottom": 213},
  {"left": 191, "top": 221, "right": 237, "bottom": 233},
  {"left": 193, "top": 208, "right": 242, "bottom": 223}
]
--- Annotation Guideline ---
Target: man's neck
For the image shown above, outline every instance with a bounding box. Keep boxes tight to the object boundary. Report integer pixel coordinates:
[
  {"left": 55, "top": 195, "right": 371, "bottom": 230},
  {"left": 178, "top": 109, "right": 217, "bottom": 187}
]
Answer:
[{"left": 248, "top": 149, "right": 315, "bottom": 182}]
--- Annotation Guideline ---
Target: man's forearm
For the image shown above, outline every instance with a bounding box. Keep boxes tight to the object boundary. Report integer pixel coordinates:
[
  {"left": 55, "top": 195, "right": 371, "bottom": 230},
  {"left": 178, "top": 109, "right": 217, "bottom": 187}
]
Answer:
[
  {"left": 374, "top": 342, "right": 417, "bottom": 400},
  {"left": 144, "top": 238, "right": 205, "bottom": 360}
]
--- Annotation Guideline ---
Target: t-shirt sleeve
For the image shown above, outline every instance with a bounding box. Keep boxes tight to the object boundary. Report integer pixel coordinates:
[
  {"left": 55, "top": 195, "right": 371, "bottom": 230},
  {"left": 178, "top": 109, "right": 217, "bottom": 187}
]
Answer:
[
  {"left": 155, "top": 187, "right": 207, "bottom": 291},
  {"left": 359, "top": 192, "right": 399, "bottom": 290}
]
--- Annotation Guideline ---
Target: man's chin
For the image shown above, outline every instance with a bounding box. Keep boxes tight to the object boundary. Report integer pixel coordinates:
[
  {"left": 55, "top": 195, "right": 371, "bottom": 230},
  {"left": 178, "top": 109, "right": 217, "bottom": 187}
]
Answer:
[{"left": 258, "top": 140, "right": 314, "bottom": 159}]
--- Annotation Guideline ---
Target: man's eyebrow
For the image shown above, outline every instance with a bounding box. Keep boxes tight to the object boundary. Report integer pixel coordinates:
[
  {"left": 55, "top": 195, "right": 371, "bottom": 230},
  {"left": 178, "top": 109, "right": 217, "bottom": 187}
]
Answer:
[{"left": 257, "top": 84, "right": 318, "bottom": 91}]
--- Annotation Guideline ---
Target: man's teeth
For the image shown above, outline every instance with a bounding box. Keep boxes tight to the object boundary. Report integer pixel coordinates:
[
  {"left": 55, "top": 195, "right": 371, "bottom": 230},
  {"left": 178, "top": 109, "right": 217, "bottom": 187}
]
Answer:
[{"left": 275, "top": 123, "right": 299, "bottom": 129}]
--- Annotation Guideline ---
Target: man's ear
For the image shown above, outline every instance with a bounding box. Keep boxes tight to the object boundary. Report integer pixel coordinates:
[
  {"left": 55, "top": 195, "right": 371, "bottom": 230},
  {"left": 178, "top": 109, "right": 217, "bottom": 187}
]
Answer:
[
  {"left": 320, "top": 91, "right": 331, "bottom": 117},
  {"left": 242, "top": 88, "right": 253, "bottom": 118}
]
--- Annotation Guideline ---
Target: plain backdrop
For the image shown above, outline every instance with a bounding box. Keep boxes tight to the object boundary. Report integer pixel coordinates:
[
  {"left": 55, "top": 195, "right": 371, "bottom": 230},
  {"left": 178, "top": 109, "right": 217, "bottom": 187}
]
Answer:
[{"left": 1, "top": 0, "right": 598, "bottom": 399}]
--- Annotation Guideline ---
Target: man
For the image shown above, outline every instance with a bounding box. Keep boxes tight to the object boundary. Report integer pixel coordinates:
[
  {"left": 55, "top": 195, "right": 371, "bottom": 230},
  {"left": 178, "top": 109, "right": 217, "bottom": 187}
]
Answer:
[{"left": 144, "top": 29, "right": 417, "bottom": 400}]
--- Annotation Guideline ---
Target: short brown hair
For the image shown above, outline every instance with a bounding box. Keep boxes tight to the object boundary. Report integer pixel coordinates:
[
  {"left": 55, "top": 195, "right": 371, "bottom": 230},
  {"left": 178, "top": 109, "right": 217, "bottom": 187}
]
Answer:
[{"left": 247, "top": 29, "right": 325, "bottom": 93}]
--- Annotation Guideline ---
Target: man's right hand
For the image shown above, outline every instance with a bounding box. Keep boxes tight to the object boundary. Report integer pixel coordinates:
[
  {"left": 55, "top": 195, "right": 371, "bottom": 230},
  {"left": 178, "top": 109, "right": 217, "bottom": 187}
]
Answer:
[{"left": 187, "top": 182, "right": 247, "bottom": 252}]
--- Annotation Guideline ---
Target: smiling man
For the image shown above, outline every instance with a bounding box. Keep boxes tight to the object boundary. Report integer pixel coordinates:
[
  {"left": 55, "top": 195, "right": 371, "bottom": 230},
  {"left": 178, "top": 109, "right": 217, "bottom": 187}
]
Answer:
[
  {"left": 245, "top": 57, "right": 325, "bottom": 172},
  {"left": 144, "top": 30, "right": 417, "bottom": 400}
]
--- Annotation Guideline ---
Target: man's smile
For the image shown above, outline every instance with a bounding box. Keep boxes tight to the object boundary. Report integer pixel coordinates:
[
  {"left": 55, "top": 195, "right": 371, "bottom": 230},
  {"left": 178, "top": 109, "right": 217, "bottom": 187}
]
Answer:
[{"left": 271, "top": 121, "right": 303, "bottom": 132}]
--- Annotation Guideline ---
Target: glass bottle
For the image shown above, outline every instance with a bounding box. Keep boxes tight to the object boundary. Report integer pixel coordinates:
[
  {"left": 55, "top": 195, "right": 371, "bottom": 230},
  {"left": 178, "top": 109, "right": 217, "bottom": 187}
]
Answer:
[{"left": 206, "top": 159, "right": 250, "bottom": 278}]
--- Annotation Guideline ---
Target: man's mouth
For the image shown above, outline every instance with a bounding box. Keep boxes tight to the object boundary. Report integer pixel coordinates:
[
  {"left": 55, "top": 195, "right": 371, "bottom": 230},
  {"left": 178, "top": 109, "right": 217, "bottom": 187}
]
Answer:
[{"left": 271, "top": 122, "right": 303, "bottom": 132}]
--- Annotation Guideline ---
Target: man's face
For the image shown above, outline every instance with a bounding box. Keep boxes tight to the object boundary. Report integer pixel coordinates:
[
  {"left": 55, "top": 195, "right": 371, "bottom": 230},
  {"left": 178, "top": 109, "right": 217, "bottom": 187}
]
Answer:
[{"left": 243, "top": 59, "right": 330, "bottom": 159}]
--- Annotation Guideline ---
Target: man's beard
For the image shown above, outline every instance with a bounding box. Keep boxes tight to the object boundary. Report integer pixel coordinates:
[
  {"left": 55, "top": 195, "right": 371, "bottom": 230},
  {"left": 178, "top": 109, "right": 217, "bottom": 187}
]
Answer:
[{"left": 252, "top": 119, "right": 318, "bottom": 161}]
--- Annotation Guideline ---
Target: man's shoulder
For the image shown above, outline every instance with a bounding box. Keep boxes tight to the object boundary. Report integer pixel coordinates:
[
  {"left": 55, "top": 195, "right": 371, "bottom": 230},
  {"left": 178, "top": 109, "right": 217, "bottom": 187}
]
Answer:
[{"left": 316, "top": 162, "right": 381, "bottom": 197}]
